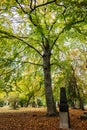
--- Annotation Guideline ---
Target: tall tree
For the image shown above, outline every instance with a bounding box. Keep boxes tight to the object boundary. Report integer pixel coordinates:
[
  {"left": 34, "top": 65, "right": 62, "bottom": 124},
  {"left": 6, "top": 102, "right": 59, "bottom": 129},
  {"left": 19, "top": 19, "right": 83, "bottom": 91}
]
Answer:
[{"left": 0, "top": 0, "right": 87, "bottom": 115}]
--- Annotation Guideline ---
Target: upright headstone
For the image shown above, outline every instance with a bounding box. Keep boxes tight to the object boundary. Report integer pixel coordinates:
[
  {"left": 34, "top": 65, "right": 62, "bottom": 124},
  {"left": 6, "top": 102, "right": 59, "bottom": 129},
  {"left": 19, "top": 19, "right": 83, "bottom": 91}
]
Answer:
[{"left": 59, "top": 87, "right": 70, "bottom": 129}]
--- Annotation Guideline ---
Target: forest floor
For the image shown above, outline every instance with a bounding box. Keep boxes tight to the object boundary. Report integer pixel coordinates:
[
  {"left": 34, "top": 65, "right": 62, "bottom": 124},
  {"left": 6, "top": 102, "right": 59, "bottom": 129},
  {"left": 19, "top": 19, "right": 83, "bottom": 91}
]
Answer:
[{"left": 0, "top": 107, "right": 87, "bottom": 130}]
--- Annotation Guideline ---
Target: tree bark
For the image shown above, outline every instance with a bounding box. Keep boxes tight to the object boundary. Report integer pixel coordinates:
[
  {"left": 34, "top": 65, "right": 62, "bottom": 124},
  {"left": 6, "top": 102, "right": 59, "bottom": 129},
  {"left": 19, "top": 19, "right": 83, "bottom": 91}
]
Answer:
[
  {"left": 76, "top": 87, "right": 84, "bottom": 110},
  {"left": 42, "top": 40, "right": 57, "bottom": 116}
]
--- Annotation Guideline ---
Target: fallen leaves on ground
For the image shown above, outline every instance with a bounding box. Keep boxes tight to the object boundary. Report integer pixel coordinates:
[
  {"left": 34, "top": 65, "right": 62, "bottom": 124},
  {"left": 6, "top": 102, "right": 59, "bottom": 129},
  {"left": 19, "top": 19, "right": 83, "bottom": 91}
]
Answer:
[{"left": 0, "top": 107, "right": 87, "bottom": 130}]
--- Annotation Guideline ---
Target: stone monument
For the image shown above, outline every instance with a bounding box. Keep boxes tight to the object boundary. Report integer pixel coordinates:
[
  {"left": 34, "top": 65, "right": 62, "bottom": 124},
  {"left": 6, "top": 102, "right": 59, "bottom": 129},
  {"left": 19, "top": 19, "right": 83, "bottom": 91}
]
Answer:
[{"left": 59, "top": 87, "right": 70, "bottom": 129}]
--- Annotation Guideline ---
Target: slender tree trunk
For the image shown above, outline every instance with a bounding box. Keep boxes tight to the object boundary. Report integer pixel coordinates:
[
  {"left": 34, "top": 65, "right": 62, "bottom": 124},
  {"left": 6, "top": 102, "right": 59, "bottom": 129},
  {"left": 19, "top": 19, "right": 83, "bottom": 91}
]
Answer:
[
  {"left": 76, "top": 87, "right": 84, "bottom": 110},
  {"left": 69, "top": 67, "right": 84, "bottom": 110},
  {"left": 26, "top": 95, "right": 32, "bottom": 107},
  {"left": 42, "top": 40, "right": 57, "bottom": 116}
]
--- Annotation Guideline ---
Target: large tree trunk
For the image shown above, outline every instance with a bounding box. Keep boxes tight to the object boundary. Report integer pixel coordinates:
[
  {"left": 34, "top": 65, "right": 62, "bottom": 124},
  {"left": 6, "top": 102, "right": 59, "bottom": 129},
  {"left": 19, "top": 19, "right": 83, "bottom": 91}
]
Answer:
[{"left": 42, "top": 40, "right": 57, "bottom": 116}]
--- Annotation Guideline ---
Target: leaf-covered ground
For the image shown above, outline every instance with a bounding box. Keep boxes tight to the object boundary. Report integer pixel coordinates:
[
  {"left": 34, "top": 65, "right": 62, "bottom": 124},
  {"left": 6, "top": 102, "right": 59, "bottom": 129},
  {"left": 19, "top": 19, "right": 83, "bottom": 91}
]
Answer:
[{"left": 0, "top": 107, "right": 87, "bottom": 130}]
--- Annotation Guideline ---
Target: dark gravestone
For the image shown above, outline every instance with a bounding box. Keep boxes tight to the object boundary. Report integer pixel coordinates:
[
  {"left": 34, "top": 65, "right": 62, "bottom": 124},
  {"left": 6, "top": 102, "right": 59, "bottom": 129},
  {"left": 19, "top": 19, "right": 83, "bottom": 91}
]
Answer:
[
  {"left": 59, "top": 87, "right": 70, "bottom": 129},
  {"left": 59, "top": 87, "right": 68, "bottom": 112}
]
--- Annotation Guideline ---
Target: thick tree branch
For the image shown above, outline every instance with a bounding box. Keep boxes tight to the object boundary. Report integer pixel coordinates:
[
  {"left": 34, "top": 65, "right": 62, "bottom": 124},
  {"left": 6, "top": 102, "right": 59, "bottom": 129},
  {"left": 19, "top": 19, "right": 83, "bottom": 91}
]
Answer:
[
  {"left": 30, "top": 0, "right": 56, "bottom": 13},
  {"left": 51, "top": 15, "right": 87, "bottom": 51},
  {"left": 72, "top": 26, "right": 87, "bottom": 36},
  {"left": 16, "top": 0, "right": 29, "bottom": 14},
  {"left": 0, "top": 30, "right": 42, "bottom": 57},
  {"left": 29, "top": 14, "right": 38, "bottom": 26},
  {"left": 4, "top": 59, "right": 43, "bottom": 67},
  {"left": 55, "top": 2, "right": 66, "bottom": 9},
  {"left": 49, "top": 18, "right": 58, "bottom": 33},
  {"left": 21, "top": 61, "right": 43, "bottom": 66},
  {"left": 51, "top": 27, "right": 65, "bottom": 50},
  {"left": 0, "top": 64, "right": 22, "bottom": 77}
]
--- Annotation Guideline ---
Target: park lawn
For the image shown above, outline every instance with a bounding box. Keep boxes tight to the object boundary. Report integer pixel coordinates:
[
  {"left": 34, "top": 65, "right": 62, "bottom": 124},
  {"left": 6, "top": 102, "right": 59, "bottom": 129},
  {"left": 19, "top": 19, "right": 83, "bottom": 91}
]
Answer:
[{"left": 0, "top": 107, "right": 87, "bottom": 130}]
